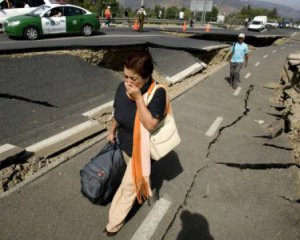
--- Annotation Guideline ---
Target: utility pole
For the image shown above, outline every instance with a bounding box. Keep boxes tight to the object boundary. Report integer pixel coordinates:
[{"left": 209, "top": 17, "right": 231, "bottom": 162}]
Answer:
[{"left": 141, "top": 0, "right": 144, "bottom": 6}]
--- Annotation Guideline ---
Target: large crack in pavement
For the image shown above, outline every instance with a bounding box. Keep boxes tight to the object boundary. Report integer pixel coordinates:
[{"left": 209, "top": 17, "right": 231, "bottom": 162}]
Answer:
[
  {"left": 215, "top": 162, "right": 300, "bottom": 170},
  {"left": 0, "top": 93, "right": 57, "bottom": 108},
  {"left": 206, "top": 84, "right": 254, "bottom": 158},
  {"left": 161, "top": 165, "right": 208, "bottom": 240},
  {"left": 162, "top": 85, "right": 255, "bottom": 239}
]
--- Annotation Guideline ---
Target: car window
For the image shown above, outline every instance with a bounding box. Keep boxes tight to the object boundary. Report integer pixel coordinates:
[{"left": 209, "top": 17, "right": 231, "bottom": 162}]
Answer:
[
  {"left": 29, "top": 5, "right": 51, "bottom": 16},
  {"left": 64, "top": 7, "right": 86, "bottom": 17},
  {"left": 44, "top": 7, "right": 64, "bottom": 17}
]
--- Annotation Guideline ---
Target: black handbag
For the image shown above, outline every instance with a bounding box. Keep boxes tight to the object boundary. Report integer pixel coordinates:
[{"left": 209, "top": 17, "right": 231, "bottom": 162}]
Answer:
[{"left": 80, "top": 142, "right": 126, "bottom": 205}]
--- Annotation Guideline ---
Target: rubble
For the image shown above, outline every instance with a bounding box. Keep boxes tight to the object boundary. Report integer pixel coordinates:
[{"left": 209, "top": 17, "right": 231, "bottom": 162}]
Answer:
[{"left": 275, "top": 52, "right": 300, "bottom": 163}]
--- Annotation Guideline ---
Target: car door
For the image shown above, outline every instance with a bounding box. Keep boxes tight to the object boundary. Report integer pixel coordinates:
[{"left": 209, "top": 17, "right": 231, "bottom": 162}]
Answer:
[
  {"left": 64, "top": 6, "right": 86, "bottom": 33},
  {"left": 41, "top": 7, "right": 67, "bottom": 34}
]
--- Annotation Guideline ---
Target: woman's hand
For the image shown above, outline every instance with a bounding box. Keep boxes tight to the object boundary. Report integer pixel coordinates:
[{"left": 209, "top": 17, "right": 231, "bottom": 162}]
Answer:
[
  {"left": 125, "top": 80, "right": 142, "bottom": 100},
  {"left": 107, "top": 132, "right": 116, "bottom": 144}
]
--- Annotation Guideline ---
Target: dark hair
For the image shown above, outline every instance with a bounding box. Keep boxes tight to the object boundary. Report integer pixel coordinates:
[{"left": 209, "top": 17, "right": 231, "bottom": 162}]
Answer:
[{"left": 123, "top": 51, "right": 154, "bottom": 79}]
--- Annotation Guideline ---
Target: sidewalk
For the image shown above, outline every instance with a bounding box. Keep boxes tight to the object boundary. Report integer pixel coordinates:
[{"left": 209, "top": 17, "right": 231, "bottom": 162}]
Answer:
[{"left": 0, "top": 40, "right": 299, "bottom": 240}]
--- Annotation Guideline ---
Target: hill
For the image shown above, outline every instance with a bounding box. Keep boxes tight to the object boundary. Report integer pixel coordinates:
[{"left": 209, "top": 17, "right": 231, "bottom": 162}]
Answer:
[{"left": 118, "top": 0, "right": 300, "bottom": 18}]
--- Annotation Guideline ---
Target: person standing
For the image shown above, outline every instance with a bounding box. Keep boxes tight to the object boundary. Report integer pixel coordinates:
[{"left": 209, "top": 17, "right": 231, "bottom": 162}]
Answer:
[
  {"left": 105, "top": 6, "right": 111, "bottom": 27},
  {"left": 229, "top": 33, "right": 249, "bottom": 89},
  {"left": 137, "top": 5, "right": 146, "bottom": 32},
  {"left": 104, "top": 51, "right": 167, "bottom": 237},
  {"left": 179, "top": 10, "right": 184, "bottom": 25},
  {"left": 123, "top": 8, "right": 129, "bottom": 26},
  {"left": 158, "top": 9, "right": 162, "bottom": 19}
]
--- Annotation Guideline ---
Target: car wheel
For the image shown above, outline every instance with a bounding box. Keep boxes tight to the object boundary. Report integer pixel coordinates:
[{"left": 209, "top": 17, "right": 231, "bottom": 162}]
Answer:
[
  {"left": 24, "top": 26, "right": 39, "bottom": 40},
  {"left": 82, "top": 24, "right": 93, "bottom": 36}
]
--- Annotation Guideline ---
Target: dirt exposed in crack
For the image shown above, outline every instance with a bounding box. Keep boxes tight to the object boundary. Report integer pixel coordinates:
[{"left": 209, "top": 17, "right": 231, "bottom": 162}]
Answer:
[
  {"left": 272, "top": 52, "right": 300, "bottom": 164},
  {"left": 206, "top": 85, "right": 254, "bottom": 158}
]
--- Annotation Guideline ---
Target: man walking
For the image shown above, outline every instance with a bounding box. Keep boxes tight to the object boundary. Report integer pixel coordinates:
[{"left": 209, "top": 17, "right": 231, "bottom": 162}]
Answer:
[
  {"left": 137, "top": 5, "right": 146, "bottom": 32},
  {"left": 229, "top": 33, "right": 249, "bottom": 89},
  {"left": 105, "top": 6, "right": 111, "bottom": 27}
]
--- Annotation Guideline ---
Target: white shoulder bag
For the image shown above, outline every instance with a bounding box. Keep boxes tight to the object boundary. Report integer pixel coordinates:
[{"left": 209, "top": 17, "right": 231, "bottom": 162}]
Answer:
[{"left": 147, "top": 85, "right": 181, "bottom": 160}]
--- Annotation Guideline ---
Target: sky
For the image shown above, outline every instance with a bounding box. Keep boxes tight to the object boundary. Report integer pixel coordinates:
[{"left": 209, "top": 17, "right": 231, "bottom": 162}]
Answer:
[{"left": 247, "top": 0, "right": 300, "bottom": 10}]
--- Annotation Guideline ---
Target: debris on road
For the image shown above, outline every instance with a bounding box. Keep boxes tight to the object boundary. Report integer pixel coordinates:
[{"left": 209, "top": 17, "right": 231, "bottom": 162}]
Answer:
[{"left": 274, "top": 52, "right": 300, "bottom": 163}]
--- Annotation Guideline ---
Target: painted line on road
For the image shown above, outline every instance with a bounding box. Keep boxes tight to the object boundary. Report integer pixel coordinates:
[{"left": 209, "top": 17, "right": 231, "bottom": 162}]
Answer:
[
  {"left": 205, "top": 117, "right": 224, "bottom": 137},
  {"left": 26, "top": 120, "right": 101, "bottom": 153},
  {"left": 233, "top": 87, "right": 242, "bottom": 96},
  {"left": 245, "top": 73, "right": 251, "bottom": 79},
  {"left": 166, "top": 62, "right": 206, "bottom": 85},
  {"left": 82, "top": 100, "right": 113, "bottom": 117},
  {"left": 131, "top": 198, "right": 171, "bottom": 240},
  {"left": 264, "top": 55, "right": 268, "bottom": 58},
  {"left": 272, "top": 50, "right": 277, "bottom": 53},
  {"left": 0, "top": 144, "right": 24, "bottom": 164},
  {"left": 255, "top": 62, "right": 260, "bottom": 67},
  {"left": 0, "top": 144, "right": 16, "bottom": 154},
  {"left": 281, "top": 47, "right": 285, "bottom": 50}
]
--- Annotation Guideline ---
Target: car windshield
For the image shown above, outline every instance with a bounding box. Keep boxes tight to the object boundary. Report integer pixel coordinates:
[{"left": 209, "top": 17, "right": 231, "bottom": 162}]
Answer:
[
  {"left": 28, "top": 5, "right": 51, "bottom": 16},
  {"left": 252, "top": 21, "right": 261, "bottom": 25}
]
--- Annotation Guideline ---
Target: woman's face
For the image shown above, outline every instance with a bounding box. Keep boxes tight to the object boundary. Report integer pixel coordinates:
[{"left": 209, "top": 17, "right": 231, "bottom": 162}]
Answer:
[{"left": 123, "top": 67, "right": 148, "bottom": 89}]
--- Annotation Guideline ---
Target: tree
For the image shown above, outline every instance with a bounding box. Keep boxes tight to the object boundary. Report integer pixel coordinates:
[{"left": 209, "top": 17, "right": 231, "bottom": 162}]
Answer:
[{"left": 166, "top": 6, "right": 179, "bottom": 19}]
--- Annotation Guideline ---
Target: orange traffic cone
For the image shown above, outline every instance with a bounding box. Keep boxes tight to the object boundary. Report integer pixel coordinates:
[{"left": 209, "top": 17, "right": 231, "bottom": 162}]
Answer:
[
  {"left": 182, "top": 21, "right": 187, "bottom": 32},
  {"left": 133, "top": 19, "right": 139, "bottom": 30},
  {"left": 205, "top": 23, "right": 211, "bottom": 32}
]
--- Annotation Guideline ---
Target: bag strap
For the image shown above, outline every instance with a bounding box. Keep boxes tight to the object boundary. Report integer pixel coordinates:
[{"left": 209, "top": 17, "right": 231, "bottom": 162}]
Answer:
[
  {"left": 146, "top": 83, "right": 170, "bottom": 115},
  {"left": 232, "top": 42, "right": 237, "bottom": 55}
]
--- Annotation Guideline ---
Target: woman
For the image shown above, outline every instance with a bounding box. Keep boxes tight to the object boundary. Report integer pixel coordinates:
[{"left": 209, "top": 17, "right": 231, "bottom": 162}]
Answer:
[{"left": 104, "top": 51, "right": 166, "bottom": 236}]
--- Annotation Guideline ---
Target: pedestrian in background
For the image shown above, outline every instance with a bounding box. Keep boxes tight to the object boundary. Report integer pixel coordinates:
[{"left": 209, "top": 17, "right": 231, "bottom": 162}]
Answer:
[
  {"left": 105, "top": 6, "right": 111, "bottom": 27},
  {"left": 104, "top": 51, "right": 167, "bottom": 237},
  {"left": 229, "top": 33, "right": 249, "bottom": 89},
  {"left": 179, "top": 9, "right": 184, "bottom": 25},
  {"left": 189, "top": 12, "right": 195, "bottom": 28},
  {"left": 158, "top": 9, "right": 162, "bottom": 19},
  {"left": 123, "top": 8, "right": 129, "bottom": 26},
  {"left": 137, "top": 5, "right": 146, "bottom": 32}
]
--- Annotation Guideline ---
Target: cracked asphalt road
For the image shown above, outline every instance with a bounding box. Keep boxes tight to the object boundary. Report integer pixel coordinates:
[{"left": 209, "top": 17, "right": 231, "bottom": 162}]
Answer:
[{"left": 0, "top": 36, "right": 300, "bottom": 240}]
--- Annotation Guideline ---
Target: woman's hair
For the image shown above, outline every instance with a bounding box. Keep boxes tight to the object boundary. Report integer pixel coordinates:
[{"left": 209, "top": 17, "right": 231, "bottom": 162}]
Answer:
[{"left": 123, "top": 51, "right": 154, "bottom": 79}]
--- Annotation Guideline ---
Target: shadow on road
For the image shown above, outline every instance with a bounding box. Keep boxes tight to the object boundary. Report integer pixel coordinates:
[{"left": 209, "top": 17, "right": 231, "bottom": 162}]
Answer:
[
  {"left": 224, "top": 76, "right": 232, "bottom": 86},
  {"left": 126, "top": 151, "right": 183, "bottom": 223},
  {"left": 151, "top": 151, "right": 183, "bottom": 200},
  {"left": 177, "top": 210, "right": 214, "bottom": 240}
]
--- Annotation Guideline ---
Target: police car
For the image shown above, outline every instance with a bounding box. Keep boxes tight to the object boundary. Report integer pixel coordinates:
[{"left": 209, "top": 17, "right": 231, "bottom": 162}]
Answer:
[{"left": 4, "top": 4, "right": 100, "bottom": 40}]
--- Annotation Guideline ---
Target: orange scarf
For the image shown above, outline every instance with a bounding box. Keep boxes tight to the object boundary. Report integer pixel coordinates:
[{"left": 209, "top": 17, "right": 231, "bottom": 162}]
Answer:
[{"left": 132, "top": 79, "right": 155, "bottom": 204}]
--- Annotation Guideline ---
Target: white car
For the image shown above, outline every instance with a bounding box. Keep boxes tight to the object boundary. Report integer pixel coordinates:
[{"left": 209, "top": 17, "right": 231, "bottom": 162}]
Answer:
[
  {"left": 266, "top": 20, "right": 279, "bottom": 28},
  {"left": 248, "top": 21, "right": 265, "bottom": 31},
  {"left": 0, "top": 0, "right": 52, "bottom": 31}
]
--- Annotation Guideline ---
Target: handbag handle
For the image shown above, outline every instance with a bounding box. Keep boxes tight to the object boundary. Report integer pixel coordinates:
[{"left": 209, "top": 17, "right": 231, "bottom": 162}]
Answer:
[{"left": 146, "top": 83, "right": 170, "bottom": 116}]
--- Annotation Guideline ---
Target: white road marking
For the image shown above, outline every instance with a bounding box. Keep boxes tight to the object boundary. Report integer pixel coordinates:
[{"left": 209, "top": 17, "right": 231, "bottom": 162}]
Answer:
[
  {"left": 82, "top": 100, "right": 113, "bottom": 117},
  {"left": 233, "top": 87, "right": 242, "bottom": 96},
  {"left": 205, "top": 117, "right": 224, "bottom": 137},
  {"left": 264, "top": 55, "right": 268, "bottom": 58},
  {"left": 281, "top": 47, "right": 285, "bottom": 50},
  {"left": 0, "top": 144, "right": 16, "bottom": 154},
  {"left": 272, "top": 50, "right": 277, "bottom": 53},
  {"left": 255, "top": 62, "right": 260, "bottom": 67},
  {"left": 166, "top": 62, "right": 205, "bottom": 85},
  {"left": 26, "top": 120, "right": 100, "bottom": 153},
  {"left": 245, "top": 73, "right": 251, "bottom": 79},
  {"left": 131, "top": 198, "right": 171, "bottom": 240}
]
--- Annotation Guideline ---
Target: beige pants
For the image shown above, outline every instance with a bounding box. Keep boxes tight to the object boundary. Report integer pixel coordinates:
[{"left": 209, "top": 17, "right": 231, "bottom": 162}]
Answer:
[{"left": 106, "top": 152, "right": 136, "bottom": 232}]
